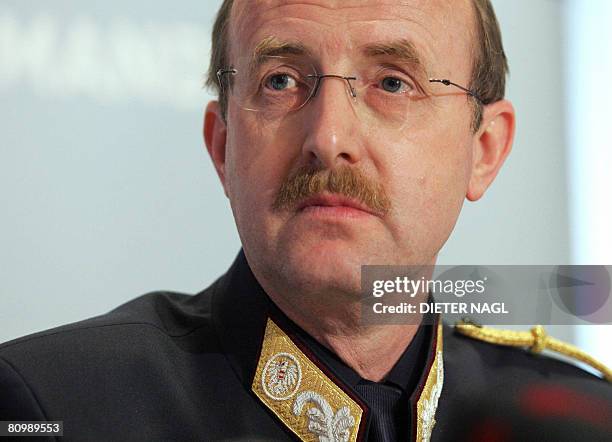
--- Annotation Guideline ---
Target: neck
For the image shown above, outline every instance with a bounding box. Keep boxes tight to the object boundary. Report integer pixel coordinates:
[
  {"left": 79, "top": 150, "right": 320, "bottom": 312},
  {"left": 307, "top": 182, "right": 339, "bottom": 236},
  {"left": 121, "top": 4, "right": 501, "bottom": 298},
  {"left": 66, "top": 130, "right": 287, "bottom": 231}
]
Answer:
[
  {"left": 269, "top": 294, "right": 421, "bottom": 382},
  {"left": 316, "top": 323, "right": 420, "bottom": 382}
]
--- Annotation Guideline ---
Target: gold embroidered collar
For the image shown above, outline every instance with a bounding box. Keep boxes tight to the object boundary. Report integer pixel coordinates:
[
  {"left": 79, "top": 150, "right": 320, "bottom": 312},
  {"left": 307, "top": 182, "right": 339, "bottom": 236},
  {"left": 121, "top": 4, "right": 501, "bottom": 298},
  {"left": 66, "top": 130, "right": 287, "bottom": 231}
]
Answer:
[{"left": 251, "top": 318, "right": 444, "bottom": 442}]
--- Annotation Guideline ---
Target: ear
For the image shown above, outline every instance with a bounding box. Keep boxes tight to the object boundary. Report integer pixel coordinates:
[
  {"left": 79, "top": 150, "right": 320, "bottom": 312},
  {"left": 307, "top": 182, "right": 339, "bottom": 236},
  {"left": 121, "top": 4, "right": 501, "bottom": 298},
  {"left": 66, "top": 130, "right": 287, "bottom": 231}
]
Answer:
[
  {"left": 204, "top": 100, "right": 229, "bottom": 197},
  {"left": 466, "top": 99, "right": 516, "bottom": 201}
]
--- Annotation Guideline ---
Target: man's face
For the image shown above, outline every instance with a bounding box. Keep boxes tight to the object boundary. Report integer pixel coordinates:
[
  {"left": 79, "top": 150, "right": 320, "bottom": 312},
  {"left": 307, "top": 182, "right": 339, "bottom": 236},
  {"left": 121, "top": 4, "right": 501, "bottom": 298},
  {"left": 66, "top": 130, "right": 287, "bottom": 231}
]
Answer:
[{"left": 218, "top": 0, "right": 480, "bottom": 301}]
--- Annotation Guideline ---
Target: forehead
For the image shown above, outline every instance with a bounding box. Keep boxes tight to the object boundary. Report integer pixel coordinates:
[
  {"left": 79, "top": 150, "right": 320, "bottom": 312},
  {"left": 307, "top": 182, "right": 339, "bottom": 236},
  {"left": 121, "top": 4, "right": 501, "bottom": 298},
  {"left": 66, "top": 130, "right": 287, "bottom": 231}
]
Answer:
[{"left": 230, "top": 0, "right": 475, "bottom": 74}]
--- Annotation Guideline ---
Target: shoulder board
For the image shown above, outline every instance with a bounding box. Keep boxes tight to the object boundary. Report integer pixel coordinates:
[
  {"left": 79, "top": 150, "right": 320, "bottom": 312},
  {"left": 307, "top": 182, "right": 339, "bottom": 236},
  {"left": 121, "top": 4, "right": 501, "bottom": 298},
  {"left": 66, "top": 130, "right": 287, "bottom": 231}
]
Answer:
[{"left": 455, "top": 320, "right": 612, "bottom": 382}]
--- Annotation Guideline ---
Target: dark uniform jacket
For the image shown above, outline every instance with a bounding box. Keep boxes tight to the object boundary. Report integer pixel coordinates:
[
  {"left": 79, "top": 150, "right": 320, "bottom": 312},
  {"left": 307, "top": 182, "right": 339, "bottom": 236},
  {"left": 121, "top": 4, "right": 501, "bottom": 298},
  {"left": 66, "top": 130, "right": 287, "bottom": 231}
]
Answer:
[{"left": 1, "top": 251, "right": 611, "bottom": 441}]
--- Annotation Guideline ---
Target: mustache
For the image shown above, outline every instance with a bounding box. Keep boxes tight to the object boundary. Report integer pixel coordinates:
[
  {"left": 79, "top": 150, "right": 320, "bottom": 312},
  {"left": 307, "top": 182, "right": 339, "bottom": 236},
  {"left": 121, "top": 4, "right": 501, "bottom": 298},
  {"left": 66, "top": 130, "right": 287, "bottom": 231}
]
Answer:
[{"left": 272, "top": 165, "right": 391, "bottom": 215}]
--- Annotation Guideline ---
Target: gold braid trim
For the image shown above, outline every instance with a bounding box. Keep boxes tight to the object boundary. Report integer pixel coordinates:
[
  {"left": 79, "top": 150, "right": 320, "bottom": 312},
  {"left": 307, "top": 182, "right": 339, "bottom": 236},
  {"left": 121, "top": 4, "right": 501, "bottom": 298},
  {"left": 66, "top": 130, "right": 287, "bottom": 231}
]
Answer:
[{"left": 455, "top": 322, "right": 612, "bottom": 382}]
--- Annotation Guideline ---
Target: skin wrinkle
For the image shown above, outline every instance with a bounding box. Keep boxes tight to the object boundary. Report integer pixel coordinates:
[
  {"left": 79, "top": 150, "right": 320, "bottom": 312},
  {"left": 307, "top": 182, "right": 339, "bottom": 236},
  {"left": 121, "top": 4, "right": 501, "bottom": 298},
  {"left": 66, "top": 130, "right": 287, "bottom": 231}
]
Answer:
[
  {"left": 251, "top": 37, "right": 311, "bottom": 69},
  {"left": 231, "top": 8, "right": 462, "bottom": 95},
  {"left": 207, "top": 0, "right": 514, "bottom": 381},
  {"left": 250, "top": 37, "right": 428, "bottom": 69},
  {"left": 250, "top": 1, "right": 440, "bottom": 41},
  {"left": 234, "top": 2, "right": 438, "bottom": 55}
]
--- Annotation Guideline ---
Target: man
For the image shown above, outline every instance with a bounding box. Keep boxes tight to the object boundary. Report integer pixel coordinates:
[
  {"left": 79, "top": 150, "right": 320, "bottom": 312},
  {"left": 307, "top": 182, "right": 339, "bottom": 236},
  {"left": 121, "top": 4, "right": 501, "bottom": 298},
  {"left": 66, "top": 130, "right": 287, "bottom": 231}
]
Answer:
[{"left": 1, "top": 1, "right": 611, "bottom": 441}]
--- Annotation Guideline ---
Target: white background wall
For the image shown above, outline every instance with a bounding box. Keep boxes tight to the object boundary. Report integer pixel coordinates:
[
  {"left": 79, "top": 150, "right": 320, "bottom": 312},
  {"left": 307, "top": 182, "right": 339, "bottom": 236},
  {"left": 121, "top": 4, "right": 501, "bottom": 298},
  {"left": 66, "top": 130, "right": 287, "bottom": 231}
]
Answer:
[
  {"left": 564, "top": 0, "right": 612, "bottom": 368},
  {"left": 1, "top": 1, "right": 610, "bottom": 366}
]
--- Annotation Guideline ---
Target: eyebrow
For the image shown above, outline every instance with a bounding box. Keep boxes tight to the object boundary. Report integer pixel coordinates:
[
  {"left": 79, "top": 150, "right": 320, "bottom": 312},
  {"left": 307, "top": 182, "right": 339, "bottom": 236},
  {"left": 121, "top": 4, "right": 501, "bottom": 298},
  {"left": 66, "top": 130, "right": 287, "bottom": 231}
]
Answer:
[
  {"left": 247, "top": 37, "right": 429, "bottom": 78},
  {"left": 249, "top": 36, "right": 311, "bottom": 71},
  {"left": 360, "top": 39, "right": 428, "bottom": 78}
]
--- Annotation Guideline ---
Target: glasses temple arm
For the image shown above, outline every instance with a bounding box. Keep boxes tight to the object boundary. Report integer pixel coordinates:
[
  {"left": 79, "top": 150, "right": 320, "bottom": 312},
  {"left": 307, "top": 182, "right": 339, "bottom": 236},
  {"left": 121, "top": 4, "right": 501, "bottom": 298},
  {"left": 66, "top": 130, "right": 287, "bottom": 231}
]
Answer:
[
  {"left": 429, "top": 78, "right": 485, "bottom": 104},
  {"left": 216, "top": 68, "right": 237, "bottom": 90}
]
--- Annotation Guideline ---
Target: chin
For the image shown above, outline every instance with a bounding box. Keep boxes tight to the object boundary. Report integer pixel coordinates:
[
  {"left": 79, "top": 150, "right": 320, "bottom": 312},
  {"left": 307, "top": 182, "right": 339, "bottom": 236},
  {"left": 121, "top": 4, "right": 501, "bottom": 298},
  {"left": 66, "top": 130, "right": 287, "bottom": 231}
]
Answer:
[{"left": 277, "top": 239, "right": 365, "bottom": 297}]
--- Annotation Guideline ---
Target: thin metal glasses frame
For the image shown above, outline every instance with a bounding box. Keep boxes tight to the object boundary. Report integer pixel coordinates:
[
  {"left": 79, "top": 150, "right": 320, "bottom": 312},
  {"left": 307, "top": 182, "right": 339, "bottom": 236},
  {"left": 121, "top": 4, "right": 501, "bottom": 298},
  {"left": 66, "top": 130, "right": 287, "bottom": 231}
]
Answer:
[{"left": 216, "top": 68, "right": 485, "bottom": 107}]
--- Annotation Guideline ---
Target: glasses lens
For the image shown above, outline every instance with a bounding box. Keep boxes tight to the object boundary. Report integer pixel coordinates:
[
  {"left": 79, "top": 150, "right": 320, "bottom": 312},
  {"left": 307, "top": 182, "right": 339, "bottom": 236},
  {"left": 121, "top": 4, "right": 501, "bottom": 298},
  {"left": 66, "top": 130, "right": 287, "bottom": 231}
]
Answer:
[
  {"left": 352, "top": 66, "right": 433, "bottom": 130},
  {"left": 228, "top": 55, "right": 317, "bottom": 115}
]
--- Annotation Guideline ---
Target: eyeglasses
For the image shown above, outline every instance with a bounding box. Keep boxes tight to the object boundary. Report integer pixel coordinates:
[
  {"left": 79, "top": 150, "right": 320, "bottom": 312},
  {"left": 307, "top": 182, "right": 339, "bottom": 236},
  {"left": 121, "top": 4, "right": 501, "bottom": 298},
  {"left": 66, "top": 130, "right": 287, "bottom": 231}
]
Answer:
[{"left": 217, "top": 56, "right": 483, "bottom": 130}]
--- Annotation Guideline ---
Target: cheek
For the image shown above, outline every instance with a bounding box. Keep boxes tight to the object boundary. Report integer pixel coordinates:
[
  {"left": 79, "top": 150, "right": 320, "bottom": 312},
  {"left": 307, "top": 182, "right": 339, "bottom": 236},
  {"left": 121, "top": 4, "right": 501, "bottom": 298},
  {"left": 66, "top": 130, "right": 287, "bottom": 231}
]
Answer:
[
  {"left": 390, "top": 133, "right": 470, "bottom": 202},
  {"left": 225, "top": 115, "right": 298, "bottom": 225},
  {"left": 384, "top": 131, "right": 472, "bottom": 249}
]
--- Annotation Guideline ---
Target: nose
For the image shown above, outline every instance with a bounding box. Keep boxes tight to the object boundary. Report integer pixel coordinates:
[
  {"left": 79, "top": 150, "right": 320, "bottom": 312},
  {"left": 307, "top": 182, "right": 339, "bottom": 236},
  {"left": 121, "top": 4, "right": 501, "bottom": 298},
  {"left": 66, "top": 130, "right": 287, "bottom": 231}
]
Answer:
[{"left": 301, "top": 75, "right": 364, "bottom": 169}]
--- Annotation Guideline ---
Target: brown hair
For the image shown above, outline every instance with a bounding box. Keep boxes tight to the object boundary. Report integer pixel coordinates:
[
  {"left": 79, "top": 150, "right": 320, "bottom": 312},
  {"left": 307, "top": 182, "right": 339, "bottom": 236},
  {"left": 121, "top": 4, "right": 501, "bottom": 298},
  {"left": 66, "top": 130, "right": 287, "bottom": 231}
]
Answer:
[
  {"left": 205, "top": 0, "right": 234, "bottom": 118},
  {"left": 469, "top": 0, "right": 509, "bottom": 130},
  {"left": 206, "top": 0, "right": 508, "bottom": 130}
]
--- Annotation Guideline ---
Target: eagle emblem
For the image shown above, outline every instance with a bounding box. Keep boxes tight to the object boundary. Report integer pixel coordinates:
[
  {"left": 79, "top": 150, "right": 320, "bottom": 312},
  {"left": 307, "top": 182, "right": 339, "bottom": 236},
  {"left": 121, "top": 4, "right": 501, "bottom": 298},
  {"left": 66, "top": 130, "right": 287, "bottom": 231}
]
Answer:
[{"left": 262, "top": 352, "right": 302, "bottom": 400}]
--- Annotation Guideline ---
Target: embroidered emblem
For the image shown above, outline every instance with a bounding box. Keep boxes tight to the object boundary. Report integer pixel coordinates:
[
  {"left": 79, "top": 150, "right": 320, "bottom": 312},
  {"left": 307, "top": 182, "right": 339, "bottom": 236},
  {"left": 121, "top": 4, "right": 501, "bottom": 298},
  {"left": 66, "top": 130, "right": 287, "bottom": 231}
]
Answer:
[
  {"left": 262, "top": 352, "right": 302, "bottom": 400},
  {"left": 293, "top": 390, "right": 356, "bottom": 442},
  {"left": 419, "top": 350, "right": 444, "bottom": 442},
  {"left": 252, "top": 319, "right": 364, "bottom": 442}
]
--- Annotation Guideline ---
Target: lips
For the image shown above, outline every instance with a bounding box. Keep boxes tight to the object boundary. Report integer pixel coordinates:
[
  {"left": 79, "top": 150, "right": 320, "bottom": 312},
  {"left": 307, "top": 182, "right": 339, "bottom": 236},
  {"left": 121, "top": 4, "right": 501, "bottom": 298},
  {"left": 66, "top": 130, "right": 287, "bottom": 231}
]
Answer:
[{"left": 296, "top": 193, "right": 379, "bottom": 217}]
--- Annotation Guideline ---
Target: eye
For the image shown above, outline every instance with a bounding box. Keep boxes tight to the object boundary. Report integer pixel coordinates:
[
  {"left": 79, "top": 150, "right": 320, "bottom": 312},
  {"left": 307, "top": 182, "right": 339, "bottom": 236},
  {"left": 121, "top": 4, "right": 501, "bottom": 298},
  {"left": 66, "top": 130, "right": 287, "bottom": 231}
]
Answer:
[
  {"left": 265, "top": 73, "right": 298, "bottom": 91},
  {"left": 381, "top": 76, "right": 412, "bottom": 94}
]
